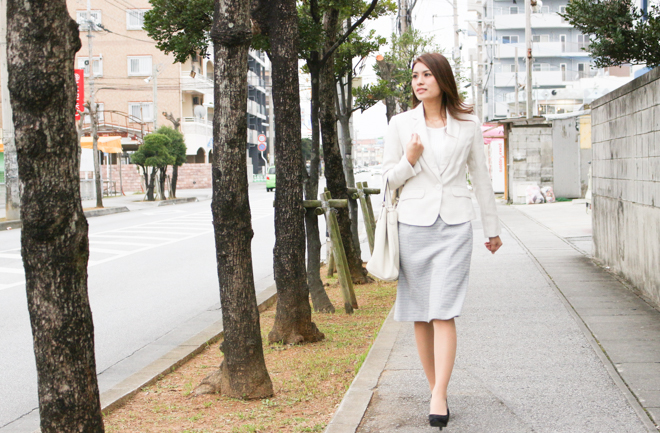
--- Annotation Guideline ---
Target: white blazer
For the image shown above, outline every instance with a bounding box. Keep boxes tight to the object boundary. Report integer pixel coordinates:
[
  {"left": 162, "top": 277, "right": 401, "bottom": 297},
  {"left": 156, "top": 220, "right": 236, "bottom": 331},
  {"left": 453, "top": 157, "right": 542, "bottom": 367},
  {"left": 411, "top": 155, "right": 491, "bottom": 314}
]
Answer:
[{"left": 382, "top": 102, "right": 501, "bottom": 238}]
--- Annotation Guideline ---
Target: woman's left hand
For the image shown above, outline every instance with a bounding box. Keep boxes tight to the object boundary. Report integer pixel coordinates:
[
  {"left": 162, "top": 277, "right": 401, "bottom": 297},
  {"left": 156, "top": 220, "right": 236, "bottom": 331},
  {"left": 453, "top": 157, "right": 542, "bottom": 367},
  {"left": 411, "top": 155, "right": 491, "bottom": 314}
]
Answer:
[{"left": 485, "top": 236, "right": 502, "bottom": 254}]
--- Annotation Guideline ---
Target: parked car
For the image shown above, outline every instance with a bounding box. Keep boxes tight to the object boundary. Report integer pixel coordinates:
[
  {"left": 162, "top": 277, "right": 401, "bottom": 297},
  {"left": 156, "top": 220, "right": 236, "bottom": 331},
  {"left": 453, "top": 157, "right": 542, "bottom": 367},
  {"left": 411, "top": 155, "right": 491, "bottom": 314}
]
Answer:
[{"left": 266, "top": 166, "right": 276, "bottom": 192}]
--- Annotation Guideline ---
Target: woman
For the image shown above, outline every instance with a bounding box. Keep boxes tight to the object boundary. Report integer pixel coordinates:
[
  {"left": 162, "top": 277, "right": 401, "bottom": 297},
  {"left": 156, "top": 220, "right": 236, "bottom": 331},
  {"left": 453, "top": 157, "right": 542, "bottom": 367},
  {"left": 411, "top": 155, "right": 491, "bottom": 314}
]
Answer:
[{"left": 381, "top": 52, "right": 502, "bottom": 430}]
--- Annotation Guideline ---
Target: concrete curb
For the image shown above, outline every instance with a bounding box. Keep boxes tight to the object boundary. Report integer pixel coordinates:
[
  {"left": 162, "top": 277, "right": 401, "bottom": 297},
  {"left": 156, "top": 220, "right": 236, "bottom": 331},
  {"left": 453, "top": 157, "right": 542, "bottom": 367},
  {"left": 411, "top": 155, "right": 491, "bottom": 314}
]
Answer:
[
  {"left": 157, "top": 197, "right": 198, "bottom": 206},
  {"left": 0, "top": 219, "right": 21, "bottom": 231},
  {"left": 0, "top": 206, "right": 130, "bottom": 231},
  {"left": 83, "top": 207, "right": 130, "bottom": 218},
  {"left": 98, "top": 284, "right": 277, "bottom": 416},
  {"left": 324, "top": 307, "right": 401, "bottom": 433},
  {"left": 30, "top": 285, "right": 278, "bottom": 432}
]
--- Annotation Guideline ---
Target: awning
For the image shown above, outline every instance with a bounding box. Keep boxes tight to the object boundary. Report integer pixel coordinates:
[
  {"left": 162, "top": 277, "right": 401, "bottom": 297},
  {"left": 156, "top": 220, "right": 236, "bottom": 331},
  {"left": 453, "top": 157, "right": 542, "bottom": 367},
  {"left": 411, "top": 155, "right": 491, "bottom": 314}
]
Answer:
[
  {"left": 80, "top": 136, "right": 123, "bottom": 153},
  {"left": 0, "top": 142, "right": 3, "bottom": 152}
]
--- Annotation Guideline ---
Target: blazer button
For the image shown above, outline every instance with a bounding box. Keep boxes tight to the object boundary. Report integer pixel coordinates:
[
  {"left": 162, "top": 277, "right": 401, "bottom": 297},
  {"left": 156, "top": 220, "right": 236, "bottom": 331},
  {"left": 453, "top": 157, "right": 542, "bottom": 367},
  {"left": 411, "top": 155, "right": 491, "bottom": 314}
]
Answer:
[{"left": 435, "top": 184, "right": 442, "bottom": 190}]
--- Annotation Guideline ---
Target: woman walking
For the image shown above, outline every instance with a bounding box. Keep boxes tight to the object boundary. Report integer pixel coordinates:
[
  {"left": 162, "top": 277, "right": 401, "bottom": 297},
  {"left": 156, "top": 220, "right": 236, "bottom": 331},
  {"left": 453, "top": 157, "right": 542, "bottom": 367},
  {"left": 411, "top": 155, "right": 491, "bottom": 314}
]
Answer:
[{"left": 382, "top": 52, "right": 502, "bottom": 430}]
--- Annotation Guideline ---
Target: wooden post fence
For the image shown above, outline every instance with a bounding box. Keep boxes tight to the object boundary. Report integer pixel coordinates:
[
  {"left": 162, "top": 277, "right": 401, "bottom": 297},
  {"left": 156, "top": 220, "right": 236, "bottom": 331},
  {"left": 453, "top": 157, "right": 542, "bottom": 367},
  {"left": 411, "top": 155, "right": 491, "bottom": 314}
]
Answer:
[
  {"left": 348, "top": 181, "right": 380, "bottom": 254},
  {"left": 302, "top": 194, "right": 357, "bottom": 314}
]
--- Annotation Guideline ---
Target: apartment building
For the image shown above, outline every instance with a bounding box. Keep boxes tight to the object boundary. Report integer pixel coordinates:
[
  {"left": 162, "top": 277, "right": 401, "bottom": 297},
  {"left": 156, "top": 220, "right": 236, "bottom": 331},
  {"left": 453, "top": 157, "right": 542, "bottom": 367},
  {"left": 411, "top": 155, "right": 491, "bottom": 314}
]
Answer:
[
  {"left": 354, "top": 138, "right": 384, "bottom": 167},
  {"left": 67, "top": 0, "right": 270, "bottom": 173},
  {"left": 482, "top": 0, "right": 632, "bottom": 119}
]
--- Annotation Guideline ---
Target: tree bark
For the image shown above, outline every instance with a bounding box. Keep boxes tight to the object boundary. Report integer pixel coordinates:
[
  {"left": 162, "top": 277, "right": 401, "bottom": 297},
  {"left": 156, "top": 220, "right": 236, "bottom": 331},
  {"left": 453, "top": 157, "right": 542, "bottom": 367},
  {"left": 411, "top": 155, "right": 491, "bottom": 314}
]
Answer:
[
  {"left": 6, "top": 1, "right": 104, "bottom": 432},
  {"left": 147, "top": 167, "right": 156, "bottom": 201},
  {"left": 336, "top": 62, "right": 360, "bottom": 256},
  {"left": 171, "top": 165, "right": 179, "bottom": 198},
  {"left": 195, "top": 0, "right": 273, "bottom": 399},
  {"left": 305, "top": 56, "right": 335, "bottom": 313},
  {"left": 253, "top": 0, "right": 326, "bottom": 343},
  {"left": 159, "top": 167, "right": 167, "bottom": 199},
  {"left": 319, "top": 9, "right": 369, "bottom": 284}
]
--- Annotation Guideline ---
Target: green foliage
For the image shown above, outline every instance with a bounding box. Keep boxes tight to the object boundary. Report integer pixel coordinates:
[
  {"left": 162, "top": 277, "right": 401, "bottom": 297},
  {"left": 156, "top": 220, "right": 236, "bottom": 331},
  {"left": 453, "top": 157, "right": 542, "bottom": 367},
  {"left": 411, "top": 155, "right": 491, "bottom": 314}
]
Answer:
[
  {"left": 131, "top": 134, "right": 175, "bottom": 168},
  {"left": 155, "top": 126, "right": 187, "bottom": 167},
  {"left": 143, "top": 0, "right": 213, "bottom": 64},
  {"left": 560, "top": 0, "right": 660, "bottom": 68}
]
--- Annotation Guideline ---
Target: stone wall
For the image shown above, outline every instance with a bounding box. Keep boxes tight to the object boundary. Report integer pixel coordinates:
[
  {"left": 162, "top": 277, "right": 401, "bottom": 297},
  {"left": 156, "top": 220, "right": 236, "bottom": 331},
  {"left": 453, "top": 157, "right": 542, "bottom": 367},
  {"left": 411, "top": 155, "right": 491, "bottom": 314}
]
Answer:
[
  {"left": 591, "top": 66, "right": 660, "bottom": 306},
  {"left": 81, "top": 163, "right": 213, "bottom": 193},
  {"left": 507, "top": 124, "right": 554, "bottom": 204}
]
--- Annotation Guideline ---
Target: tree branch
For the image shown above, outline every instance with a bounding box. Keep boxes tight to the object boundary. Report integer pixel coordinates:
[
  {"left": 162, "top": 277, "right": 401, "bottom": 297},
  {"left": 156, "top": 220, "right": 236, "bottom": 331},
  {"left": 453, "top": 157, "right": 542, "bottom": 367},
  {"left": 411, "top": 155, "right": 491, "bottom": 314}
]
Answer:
[
  {"left": 320, "top": 0, "right": 379, "bottom": 66},
  {"left": 310, "top": 0, "right": 320, "bottom": 24}
]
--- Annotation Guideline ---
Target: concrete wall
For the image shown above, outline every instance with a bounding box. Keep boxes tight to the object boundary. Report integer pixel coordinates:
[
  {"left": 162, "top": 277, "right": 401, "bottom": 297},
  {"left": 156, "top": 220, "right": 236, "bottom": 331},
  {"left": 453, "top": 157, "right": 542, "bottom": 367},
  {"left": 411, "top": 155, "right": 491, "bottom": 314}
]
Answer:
[
  {"left": 507, "top": 124, "right": 554, "bottom": 203},
  {"left": 591, "top": 66, "right": 660, "bottom": 306},
  {"left": 81, "top": 163, "right": 213, "bottom": 193}
]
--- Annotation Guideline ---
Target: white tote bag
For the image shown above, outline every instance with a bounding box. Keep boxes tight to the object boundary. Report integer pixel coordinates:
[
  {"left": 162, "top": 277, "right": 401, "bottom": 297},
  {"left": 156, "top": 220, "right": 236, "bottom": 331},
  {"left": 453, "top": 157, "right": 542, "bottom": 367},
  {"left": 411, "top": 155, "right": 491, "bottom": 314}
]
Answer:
[{"left": 366, "top": 181, "right": 400, "bottom": 281}]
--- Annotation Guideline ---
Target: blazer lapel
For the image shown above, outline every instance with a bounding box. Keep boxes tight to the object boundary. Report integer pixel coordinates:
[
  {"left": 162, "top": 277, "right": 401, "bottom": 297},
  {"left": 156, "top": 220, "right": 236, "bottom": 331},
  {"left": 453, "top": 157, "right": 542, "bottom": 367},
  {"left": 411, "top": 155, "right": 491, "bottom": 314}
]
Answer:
[
  {"left": 437, "top": 110, "right": 462, "bottom": 176},
  {"left": 411, "top": 103, "right": 442, "bottom": 183}
]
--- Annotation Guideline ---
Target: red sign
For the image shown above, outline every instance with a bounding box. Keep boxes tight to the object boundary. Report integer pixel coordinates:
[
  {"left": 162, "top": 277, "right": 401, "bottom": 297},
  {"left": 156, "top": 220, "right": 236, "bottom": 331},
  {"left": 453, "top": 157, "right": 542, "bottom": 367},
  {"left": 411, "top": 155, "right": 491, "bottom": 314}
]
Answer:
[
  {"left": 74, "top": 69, "right": 84, "bottom": 120},
  {"left": 258, "top": 134, "right": 266, "bottom": 143}
]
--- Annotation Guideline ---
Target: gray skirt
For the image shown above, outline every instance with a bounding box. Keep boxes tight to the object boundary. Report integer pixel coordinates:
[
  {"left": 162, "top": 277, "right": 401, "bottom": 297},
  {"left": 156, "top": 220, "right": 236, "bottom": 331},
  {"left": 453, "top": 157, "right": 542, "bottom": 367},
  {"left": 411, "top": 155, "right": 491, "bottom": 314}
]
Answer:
[{"left": 394, "top": 216, "right": 473, "bottom": 322}]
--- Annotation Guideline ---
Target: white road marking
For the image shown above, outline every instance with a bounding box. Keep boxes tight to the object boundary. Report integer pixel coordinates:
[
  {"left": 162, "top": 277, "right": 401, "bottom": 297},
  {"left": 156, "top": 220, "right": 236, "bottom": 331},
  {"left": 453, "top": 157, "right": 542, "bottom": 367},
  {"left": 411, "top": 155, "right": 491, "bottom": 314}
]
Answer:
[
  {"left": 0, "top": 253, "right": 22, "bottom": 259},
  {"left": 0, "top": 267, "right": 25, "bottom": 275}
]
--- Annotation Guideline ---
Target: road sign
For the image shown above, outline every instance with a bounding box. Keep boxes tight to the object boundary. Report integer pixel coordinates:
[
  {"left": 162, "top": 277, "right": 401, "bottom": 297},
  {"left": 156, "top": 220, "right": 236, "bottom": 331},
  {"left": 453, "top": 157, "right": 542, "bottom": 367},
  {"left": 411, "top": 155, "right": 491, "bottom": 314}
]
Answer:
[
  {"left": 257, "top": 142, "right": 267, "bottom": 152},
  {"left": 258, "top": 134, "right": 267, "bottom": 143}
]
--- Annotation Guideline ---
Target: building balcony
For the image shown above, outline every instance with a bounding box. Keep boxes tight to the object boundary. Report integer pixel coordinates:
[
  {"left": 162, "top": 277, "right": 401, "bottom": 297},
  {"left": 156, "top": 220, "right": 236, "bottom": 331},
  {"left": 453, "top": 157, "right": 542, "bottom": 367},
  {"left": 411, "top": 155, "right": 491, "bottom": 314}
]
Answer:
[
  {"left": 497, "top": 42, "right": 590, "bottom": 59},
  {"left": 180, "top": 74, "right": 214, "bottom": 95},
  {"left": 494, "top": 12, "right": 572, "bottom": 30},
  {"left": 495, "top": 67, "right": 597, "bottom": 88}
]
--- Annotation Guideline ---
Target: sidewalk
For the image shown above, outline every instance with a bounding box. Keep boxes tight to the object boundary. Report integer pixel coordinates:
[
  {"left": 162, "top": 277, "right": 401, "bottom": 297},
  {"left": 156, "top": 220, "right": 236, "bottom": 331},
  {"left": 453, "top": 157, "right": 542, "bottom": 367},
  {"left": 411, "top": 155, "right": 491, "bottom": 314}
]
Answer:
[
  {"left": 327, "top": 201, "right": 660, "bottom": 432},
  {"left": 0, "top": 188, "right": 213, "bottom": 222}
]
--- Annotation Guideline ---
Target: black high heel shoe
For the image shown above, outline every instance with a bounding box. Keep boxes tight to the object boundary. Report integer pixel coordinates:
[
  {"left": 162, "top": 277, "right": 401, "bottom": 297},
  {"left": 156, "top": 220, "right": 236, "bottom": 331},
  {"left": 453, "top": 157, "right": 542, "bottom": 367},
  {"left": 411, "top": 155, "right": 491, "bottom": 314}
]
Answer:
[{"left": 428, "top": 403, "right": 450, "bottom": 430}]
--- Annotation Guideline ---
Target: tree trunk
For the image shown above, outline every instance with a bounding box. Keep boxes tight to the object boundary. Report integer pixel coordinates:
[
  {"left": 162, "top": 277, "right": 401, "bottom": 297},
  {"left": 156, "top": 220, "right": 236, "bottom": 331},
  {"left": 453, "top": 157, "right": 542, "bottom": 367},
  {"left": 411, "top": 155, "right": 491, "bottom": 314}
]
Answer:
[
  {"left": 170, "top": 165, "right": 179, "bottom": 198},
  {"left": 305, "top": 58, "right": 335, "bottom": 313},
  {"left": 6, "top": 1, "right": 104, "bottom": 432},
  {"left": 319, "top": 9, "right": 369, "bottom": 284},
  {"left": 337, "top": 67, "right": 360, "bottom": 256},
  {"left": 159, "top": 166, "right": 167, "bottom": 200},
  {"left": 147, "top": 167, "right": 156, "bottom": 201},
  {"left": 195, "top": 0, "right": 273, "bottom": 399},
  {"left": 253, "top": 0, "right": 325, "bottom": 344}
]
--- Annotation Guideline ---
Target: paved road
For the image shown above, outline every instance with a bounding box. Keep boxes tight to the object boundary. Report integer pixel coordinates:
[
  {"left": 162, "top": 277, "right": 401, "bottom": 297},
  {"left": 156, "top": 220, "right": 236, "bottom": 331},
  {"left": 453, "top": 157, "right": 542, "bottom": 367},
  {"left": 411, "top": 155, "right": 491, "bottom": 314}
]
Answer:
[
  {"left": 0, "top": 184, "right": 280, "bottom": 431},
  {"left": 0, "top": 171, "right": 381, "bottom": 432}
]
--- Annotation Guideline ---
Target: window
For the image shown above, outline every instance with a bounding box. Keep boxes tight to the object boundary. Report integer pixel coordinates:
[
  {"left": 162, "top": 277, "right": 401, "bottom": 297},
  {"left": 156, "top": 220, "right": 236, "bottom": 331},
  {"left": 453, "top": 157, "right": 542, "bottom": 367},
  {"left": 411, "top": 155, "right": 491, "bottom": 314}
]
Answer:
[
  {"left": 577, "top": 63, "right": 592, "bottom": 79},
  {"left": 510, "top": 6, "right": 518, "bottom": 14},
  {"left": 502, "top": 35, "right": 519, "bottom": 44},
  {"left": 127, "top": 56, "right": 152, "bottom": 76},
  {"left": 532, "top": 34, "right": 550, "bottom": 43},
  {"left": 126, "top": 9, "right": 149, "bottom": 30},
  {"left": 540, "top": 6, "right": 550, "bottom": 14},
  {"left": 577, "top": 34, "right": 588, "bottom": 50},
  {"left": 559, "top": 5, "right": 567, "bottom": 14},
  {"left": 84, "top": 103, "right": 104, "bottom": 124},
  {"left": 560, "top": 63, "right": 567, "bottom": 81},
  {"left": 128, "top": 103, "right": 154, "bottom": 122},
  {"left": 76, "top": 10, "right": 101, "bottom": 31},
  {"left": 510, "top": 64, "right": 517, "bottom": 73},
  {"left": 560, "top": 34, "right": 567, "bottom": 52},
  {"left": 533, "top": 63, "right": 551, "bottom": 71},
  {"left": 77, "top": 57, "right": 103, "bottom": 77}
]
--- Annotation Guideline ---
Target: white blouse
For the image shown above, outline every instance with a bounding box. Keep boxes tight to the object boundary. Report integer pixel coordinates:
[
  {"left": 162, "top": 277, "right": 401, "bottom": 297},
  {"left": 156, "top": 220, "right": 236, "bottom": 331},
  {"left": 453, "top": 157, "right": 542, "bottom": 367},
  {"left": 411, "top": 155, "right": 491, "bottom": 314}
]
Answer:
[{"left": 426, "top": 126, "right": 447, "bottom": 177}]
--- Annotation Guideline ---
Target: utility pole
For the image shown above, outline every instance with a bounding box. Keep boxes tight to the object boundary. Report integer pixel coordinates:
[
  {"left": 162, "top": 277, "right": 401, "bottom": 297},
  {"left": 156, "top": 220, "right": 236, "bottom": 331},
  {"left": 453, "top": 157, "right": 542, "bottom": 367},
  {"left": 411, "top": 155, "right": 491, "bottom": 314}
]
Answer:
[
  {"left": 515, "top": 46, "right": 520, "bottom": 117},
  {"left": 88, "top": 0, "right": 103, "bottom": 208},
  {"left": 452, "top": 0, "right": 459, "bottom": 61},
  {"left": 1, "top": 0, "right": 19, "bottom": 220},
  {"left": 152, "top": 64, "right": 158, "bottom": 130},
  {"left": 470, "top": 58, "right": 477, "bottom": 111},
  {"left": 398, "top": 0, "right": 409, "bottom": 34},
  {"left": 476, "top": 11, "right": 484, "bottom": 122},
  {"left": 525, "top": 0, "right": 533, "bottom": 119}
]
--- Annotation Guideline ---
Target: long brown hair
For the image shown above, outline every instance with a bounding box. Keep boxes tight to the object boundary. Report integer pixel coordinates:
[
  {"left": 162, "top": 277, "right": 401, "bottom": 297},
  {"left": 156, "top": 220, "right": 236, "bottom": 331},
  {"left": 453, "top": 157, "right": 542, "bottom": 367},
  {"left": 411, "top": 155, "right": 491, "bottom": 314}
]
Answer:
[{"left": 411, "top": 53, "right": 473, "bottom": 118}]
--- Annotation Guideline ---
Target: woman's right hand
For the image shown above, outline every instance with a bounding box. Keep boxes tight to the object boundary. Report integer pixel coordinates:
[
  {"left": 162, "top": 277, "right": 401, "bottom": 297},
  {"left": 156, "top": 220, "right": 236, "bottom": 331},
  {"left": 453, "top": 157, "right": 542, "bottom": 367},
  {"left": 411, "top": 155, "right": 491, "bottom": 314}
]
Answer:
[{"left": 406, "top": 133, "right": 424, "bottom": 166}]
